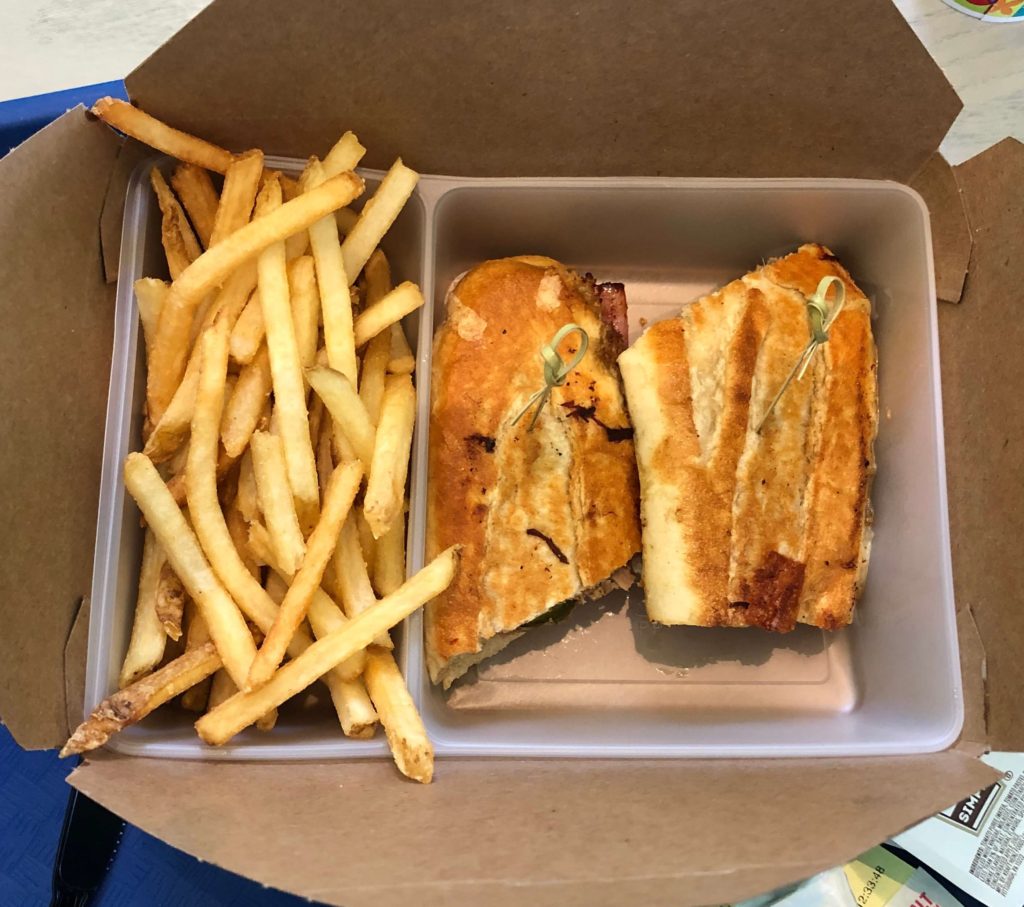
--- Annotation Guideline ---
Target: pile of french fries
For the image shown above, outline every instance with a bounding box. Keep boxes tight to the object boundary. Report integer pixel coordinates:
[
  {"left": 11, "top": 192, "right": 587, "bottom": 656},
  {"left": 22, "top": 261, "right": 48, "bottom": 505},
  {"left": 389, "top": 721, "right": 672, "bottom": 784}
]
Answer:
[{"left": 61, "top": 99, "right": 458, "bottom": 784}]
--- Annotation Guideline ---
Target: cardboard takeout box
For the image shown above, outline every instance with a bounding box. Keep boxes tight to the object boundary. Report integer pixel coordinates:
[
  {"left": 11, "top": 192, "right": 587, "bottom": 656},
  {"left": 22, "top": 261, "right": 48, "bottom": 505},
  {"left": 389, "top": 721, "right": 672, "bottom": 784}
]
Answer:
[{"left": 1, "top": 1, "right": 1022, "bottom": 904}]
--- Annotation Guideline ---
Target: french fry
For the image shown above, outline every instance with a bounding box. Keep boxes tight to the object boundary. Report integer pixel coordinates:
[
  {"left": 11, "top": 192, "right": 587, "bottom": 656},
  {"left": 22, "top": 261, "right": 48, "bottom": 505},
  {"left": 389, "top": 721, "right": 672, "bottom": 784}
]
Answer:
[
  {"left": 92, "top": 98, "right": 235, "bottom": 173},
  {"left": 146, "top": 270, "right": 251, "bottom": 461},
  {"left": 228, "top": 291, "right": 264, "bottom": 364},
  {"left": 166, "top": 436, "right": 190, "bottom": 480},
  {"left": 333, "top": 515, "right": 377, "bottom": 617},
  {"left": 263, "top": 570, "right": 288, "bottom": 604},
  {"left": 288, "top": 255, "right": 321, "bottom": 375},
  {"left": 143, "top": 352, "right": 200, "bottom": 462},
  {"left": 118, "top": 529, "right": 168, "bottom": 687},
  {"left": 221, "top": 344, "right": 273, "bottom": 458},
  {"left": 363, "top": 374, "right": 416, "bottom": 538},
  {"left": 364, "top": 647, "right": 433, "bottom": 783},
  {"left": 362, "top": 248, "right": 391, "bottom": 303},
  {"left": 249, "top": 431, "right": 305, "bottom": 574},
  {"left": 363, "top": 249, "right": 415, "bottom": 374},
  {"left": 256, "top": 177, "right": 321, "bottom": 530},
  {"left": 209, "top": 149, "right": 264, "bottom": 247},
  {"left": 195, "top": 546, "right": 459, "bottom": 745},
  {"left": 358, "top": 328, "right": 390, "bottom": 425},
  {"left": 236, "top": 448, "right": 260, "bottom": 524},
  {"left": 388, "top": 323, "right": 416, "bottom": 375},
  {"left": 316, "top": 417, "right": 334, "bottom": 502},
  {"left": 306, "top": 366, "right": 376, "bottom": 467},
  {"left": 187, "top": 327, "right": 309, "bottom": 665},
  {"left": 170, "top": 163, "right": 219, "bottom": 248},
  {"left": 248, "top": 521, "right": 366, "bottom": 680},
  {"left": 333, "top": 514, "right": 391, "bottom": 649},
  {"left": 353, "top": 282, "right": 424, "bottom": 348},
  {"left": 135, "top": 278, "right": 169, "bottom": 360},
  {"left": 322, "top": 131, "right": 366, "bottom": 178},
  {"left": 248, "top": 461, "right": 362, "bottom": 688},
  {"left": 151, "top": 168, "right": 202, "bottom": 279},
  {"left": 147, "top": 171, "right": 364, "bottom": 423},
  {"left": 325, "top": 674, "right": 378, "bottom": 738},
  {"left": 188, "top": 325, "right": 297, "bottom": 636},
  {"left": 155, "top": 562, "right": 186, "bottom": 641},
  {"left": 124, "top": 452, "right": 257, "bottom": 689},
  {"left": 355, "top": 506, "right": 377, "bottom": 578},
  {"left": 189, "top": 293, "right": 218, "bottom": 345},
  {"left": 331, "top": 418, "right": 359, "bottom": 466},
  {"left": 305, "top": 158, "right": 357, "bottom": 382},
  {"left": 225, "top": 494, "right": 260, "bottom": 580},
  {"left": 180, "top": 603, "right": 213, "bottom": 712},
  {"left": 206, "top": 669, "right": 237, "bottom": 710},
  {"left": 263, "top": 572, "right": 372, "bottom": 733},
  {"left": 341, "top": 159, "right": 418, "bottom": 284},
  {"left": 349, "top": 283, "right": 363, "bottom": 313},
  {"left": 163, "top": 444, "right": 233, "bottom": 506},
  {"left": 186, "top": 326, "right": 312, "bottom": 716},
  {"left": 164, "top": 472, "right": 186, "bottom": 506},
  {"left": 373, "top": 507, "right": 407, "bottom": 596},
  {"left": 61, "top": 642, "right": 222, "bottom": 757},
  {"left": 146, "top": 261, "right": 258, "bottom": 432},
  {"left": 308, "top": 391, "right": 325, "bottom": 454}
]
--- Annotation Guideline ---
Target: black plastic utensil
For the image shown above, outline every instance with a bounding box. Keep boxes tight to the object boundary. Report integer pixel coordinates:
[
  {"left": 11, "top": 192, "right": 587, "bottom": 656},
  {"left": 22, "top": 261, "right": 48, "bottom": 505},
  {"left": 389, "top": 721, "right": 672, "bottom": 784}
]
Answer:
[{"left": 50, "top": 784, "right": 125, "bottom": 907}]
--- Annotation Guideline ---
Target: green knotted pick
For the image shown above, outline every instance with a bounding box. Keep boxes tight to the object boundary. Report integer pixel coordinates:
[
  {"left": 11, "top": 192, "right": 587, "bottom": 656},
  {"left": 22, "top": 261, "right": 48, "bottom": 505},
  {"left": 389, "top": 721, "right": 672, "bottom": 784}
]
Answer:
[
  {"left": 511, "top": 323, "right": 590, "bottom": 431},
  {"left": 755, "top": 276, "right": 846, "bottom": 434}
]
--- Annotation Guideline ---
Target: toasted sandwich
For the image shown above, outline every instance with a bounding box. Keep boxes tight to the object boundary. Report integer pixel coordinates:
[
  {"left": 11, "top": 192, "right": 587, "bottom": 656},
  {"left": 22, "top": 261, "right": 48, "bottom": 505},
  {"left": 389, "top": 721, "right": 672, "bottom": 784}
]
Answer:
[
  {"left": 618, "top": 244, "right": 877, "bottom": 631},
  {"left": 426, "top": 256, "right": 641, "bottom": 687}
]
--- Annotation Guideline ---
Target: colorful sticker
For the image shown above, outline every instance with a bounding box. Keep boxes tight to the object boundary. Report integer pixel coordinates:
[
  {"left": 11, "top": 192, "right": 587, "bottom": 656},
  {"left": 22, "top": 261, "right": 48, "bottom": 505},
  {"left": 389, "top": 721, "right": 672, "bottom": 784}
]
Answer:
[{"left": 940, "top": 0, "right": 1024, "bottom": 21}]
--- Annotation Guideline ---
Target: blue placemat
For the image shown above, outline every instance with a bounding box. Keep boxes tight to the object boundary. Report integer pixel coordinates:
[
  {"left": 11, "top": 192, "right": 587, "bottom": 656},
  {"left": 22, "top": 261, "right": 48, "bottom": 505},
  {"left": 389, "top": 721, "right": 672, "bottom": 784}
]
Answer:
[
  {"left": 0, "top": 723, "right": 313, "bottom": 905},
  {"left": 0, "top": 80, "right": 127, "bottom": 156}
]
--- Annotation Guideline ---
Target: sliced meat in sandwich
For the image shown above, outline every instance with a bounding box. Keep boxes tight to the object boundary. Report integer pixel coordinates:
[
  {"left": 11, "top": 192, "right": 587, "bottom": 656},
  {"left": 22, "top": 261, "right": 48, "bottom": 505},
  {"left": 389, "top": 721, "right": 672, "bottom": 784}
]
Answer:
[
  {"left": 618, "top": 244, "right": 878, "bottom": 632},
  {"left": 426, "top": 256, "right": 641, "bottom": 687}
]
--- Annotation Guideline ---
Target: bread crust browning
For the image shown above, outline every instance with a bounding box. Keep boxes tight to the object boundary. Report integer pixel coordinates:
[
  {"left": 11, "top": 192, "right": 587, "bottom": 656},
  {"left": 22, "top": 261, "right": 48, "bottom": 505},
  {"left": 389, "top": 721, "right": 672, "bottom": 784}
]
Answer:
[
  {"left": 619, "top": 244, "right": 877, "bottom": 631},
  {"left": 426, "top": 258, "right": 641, "bottom": 684}
]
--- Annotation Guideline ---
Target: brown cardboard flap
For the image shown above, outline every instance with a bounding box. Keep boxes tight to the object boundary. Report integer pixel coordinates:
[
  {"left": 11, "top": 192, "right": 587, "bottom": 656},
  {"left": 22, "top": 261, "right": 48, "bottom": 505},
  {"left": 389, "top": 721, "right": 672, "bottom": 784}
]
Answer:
[
  {"left": 0, "top": 108, "right": 120, "bottom": 749},
  {"left": 910, "top": 153, "right": 972, "bottom": 304},
  {"left": 70, "top": 751, "right": 996, "bottom": 907},
  {"left": 64, "top": 597, "right": 91, "bottom": 734},
  {"left": 125, "top": 0, "right": 959, "bottom": 182},
  {"left": 942, "top": 137, "right": 1024, "bottom": 753}
]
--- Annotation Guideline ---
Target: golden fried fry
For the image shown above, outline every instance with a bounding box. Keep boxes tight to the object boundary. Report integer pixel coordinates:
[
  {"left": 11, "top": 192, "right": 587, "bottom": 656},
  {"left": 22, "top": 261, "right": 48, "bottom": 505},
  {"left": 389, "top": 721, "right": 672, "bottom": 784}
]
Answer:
[
  {"left": 364, "top": 647, "right": 432, "bottom": 783},
  {"left": 118, "top": 529, "right": 168, "bottom": 688},
  {"left": 195, "top": 547, "right": 459, "bottom": 744},
  {"left": 247, "top": 461, "right": 362, "bottom": 687},
  {"left": 124, "top": 452, "right": 257, "bottom": 688},
  {"left": 62, "top": 642, "right": 221, "bottom": 757},
  {"left": 363, "top": 374, "right": 416, "bottom": 538},
  {"left": 147, "top": 172, "right": 363, "bottom": 423},
  {"left": 92, "top": 98, "right": 234, "bottom": 172},
  {"left": 256, "top": 176, "right": 321, "bottom": 529},
  {"left": 170, "top": 163, "right": 219, "bottom": 248}
]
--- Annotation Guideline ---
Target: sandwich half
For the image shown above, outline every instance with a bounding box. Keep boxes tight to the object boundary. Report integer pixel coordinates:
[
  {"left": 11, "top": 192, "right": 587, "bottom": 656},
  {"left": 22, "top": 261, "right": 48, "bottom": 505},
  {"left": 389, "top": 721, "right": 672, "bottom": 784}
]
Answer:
[
  {"left": 426, "top": 256, "right": 641, "bottom": 687},
  {"left": 618, "top": 244, "right": 877, "bottom": 631}
]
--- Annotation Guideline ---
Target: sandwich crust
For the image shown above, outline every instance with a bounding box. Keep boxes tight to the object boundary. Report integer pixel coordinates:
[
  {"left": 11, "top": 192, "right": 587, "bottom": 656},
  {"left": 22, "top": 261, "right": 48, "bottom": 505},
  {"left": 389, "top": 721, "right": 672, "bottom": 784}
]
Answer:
[
  {"left": 619, "top": 244, "right": 877, "bottom": 631},
  {"left": 426, "top": 258, "right": 641, "bottom": 685}
]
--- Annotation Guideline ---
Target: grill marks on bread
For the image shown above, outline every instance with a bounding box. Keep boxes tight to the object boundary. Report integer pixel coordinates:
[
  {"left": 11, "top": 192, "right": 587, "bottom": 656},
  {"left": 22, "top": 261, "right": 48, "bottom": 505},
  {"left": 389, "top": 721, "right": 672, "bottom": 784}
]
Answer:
[
  {"left": 426, "top": 258, "right": 641, "bottom": 684},
  {"left": 620, "top": 244, "right": 877, "bottom": 631}
]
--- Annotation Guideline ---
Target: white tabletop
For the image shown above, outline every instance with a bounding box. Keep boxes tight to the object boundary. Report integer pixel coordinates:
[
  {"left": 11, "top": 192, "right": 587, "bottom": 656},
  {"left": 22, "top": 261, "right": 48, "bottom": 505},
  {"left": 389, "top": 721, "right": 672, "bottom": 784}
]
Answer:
[{"left": 0, "top": 0, "right": 1021, "bottom": 165}]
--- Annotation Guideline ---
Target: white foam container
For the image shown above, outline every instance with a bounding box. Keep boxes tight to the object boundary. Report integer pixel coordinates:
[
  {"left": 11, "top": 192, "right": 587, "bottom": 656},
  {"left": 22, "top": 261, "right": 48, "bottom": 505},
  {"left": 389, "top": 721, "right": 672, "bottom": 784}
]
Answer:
[{"left": 86, "top": 158, "right": 962, "bottom": 760}]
